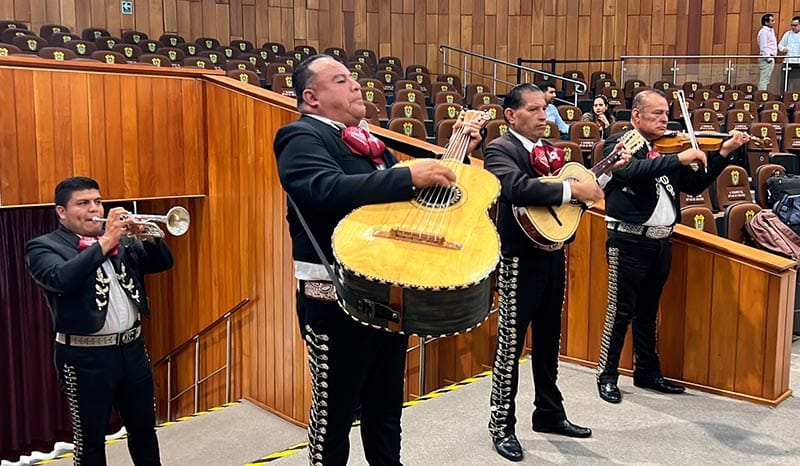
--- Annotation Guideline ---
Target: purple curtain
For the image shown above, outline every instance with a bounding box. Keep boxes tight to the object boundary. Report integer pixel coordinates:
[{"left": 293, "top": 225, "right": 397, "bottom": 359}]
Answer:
[{"left": 0, "top": 207, "right": 72, "bottom": 460}]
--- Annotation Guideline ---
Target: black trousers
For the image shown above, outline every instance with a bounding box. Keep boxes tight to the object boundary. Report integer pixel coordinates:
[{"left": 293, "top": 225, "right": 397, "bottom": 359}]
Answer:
[
  {"left": 597, "top": 230, "right": 672, "bottom": 385},
  {"left": 54, "top": 336, "right": 160, "bottom": 466},
  {"left": 297, "top": 288, "right": 409, "bottom": 466},
  {"left": 488, "top": 251, "right": 567, "bottom": 439}
]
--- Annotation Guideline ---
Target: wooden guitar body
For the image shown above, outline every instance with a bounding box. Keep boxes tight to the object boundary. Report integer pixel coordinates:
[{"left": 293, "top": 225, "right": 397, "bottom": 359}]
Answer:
[
  {"left": 332, "top": 158, "right": 501, "bottom": 336},
  {"left": 514, "top": 162, "right": 597, "bottom": 244}
]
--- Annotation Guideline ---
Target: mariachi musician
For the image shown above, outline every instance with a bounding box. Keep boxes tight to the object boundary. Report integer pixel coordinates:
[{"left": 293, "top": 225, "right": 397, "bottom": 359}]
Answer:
[{"left": 26, "top": 176, "right": 174, "bottom": 466}]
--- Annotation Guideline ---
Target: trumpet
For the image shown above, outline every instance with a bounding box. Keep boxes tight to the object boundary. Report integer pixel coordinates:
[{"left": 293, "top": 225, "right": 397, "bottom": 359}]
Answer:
[{"left": 92, "top": 206, "right": 191, "bottom": 238}]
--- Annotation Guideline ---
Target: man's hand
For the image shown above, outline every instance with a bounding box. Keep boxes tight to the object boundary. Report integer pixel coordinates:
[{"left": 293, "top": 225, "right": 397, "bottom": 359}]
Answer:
[
  {"left": 569, "top": 180, "right": 604, "bottom": 203},
  {"left": 677, "top": 148, "right": 708, "bottom": 168},
  {"left": 719, "top": 130, "right": 750, "bottom": 157},
  {"left": 450, "top": 118, "right": 484, "bottom": 153},
  {"left": 409, "top": 160, "right": 457, "bottom": 188},
  {"left": 611, "top": 141, "right": 632, "bottom": 169},
  {"left": 98, "top": 207, "right": 135, "bottom": 254}
]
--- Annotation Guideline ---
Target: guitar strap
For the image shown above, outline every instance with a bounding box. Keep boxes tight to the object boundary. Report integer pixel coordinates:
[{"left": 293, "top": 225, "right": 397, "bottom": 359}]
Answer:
[{"left": 287, "top": 194, "right": 402, "bottom": 328}]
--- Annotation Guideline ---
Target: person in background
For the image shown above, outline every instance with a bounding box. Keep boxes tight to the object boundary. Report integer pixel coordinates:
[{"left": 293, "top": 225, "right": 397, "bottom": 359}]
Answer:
[
  {"left": 26, "top": 176, "right": 174, "bottom": 466},
  {"left": 539, "top": 81, "right": 571, "bottom": 139},
  {"left": 581, "top": 95, "right": 616, "bottom": 139},
  {"left": 758, "top": 13, "right": 778, "bottom": 90},
  {"left": 778, "top": 16, "right": 800, "bottom": 91},
  {"left": 273, "top": 54, "right": 481, "bottom": 465}
]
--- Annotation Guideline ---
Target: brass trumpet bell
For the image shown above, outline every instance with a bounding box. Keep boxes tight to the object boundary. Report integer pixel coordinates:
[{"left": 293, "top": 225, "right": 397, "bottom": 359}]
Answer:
[{"left": 92, "top": 206, "right": 191, "bottom": 238}]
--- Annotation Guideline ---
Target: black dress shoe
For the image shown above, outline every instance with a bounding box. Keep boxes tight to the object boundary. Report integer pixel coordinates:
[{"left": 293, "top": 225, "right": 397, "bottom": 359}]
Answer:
[
  {"left": 634, "top": 376, "right": 685, "bottom": 394},
  {"left": 492, "top": 434, "right": 524, "bottom": 461},
  {"left": 598, "top": 382, "right": 622, "bottom": 403},
  {"left": 532, "top": 419, "right": 592, "bottom": 438}
]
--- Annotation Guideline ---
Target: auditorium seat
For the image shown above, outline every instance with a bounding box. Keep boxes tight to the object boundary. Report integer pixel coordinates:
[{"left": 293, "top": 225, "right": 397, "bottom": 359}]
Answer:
[
  {"left": 231, "top": 40, "right": 255, "bottom": 55},
  {"left": 782, "top": 90, "right": 800, "bottom": 113},
  {"left": 570, "top": 121, "right": 601, "bottom": 163},
  {"left": 562, "top": 69, "right": 586, "bottom": 99},
  {"left": 691, "top": 109, "right": 721, "bottom": 132},
  {"left": 217, "top": 45, "right": 239, "bottom": 60},
  {"left": 195, "top": 37, "right": 221, "bottom": 51},
  {"left": 433, "top": 103, "right": 462, "bottom": 126},
  {"left": 377, "top": 62, "right": 402, "bottom": 75},
  {"left": 433, "top": 91, "right": 463, "bottom": 105},
  {"left": 121, "top": 30, "right": 148, "bottom": 45},
  {"left": 352, "top": 48, "right": 377, "bottom": 67},
  {"left": 407, "top": 71, "right": 431, "bottom": 96},
  {"left": 732, "top": 100, "right": 758, "bottom": 121},
  {"left": 226, "top": 59, "right": 257, "bottom": 73},
  {"left": 591, "top": 140, "right": 605, "bottom": 167},
  {"left": 265, "top": 62, "right": 293, "bottom": 86},
  {"left": 347, "top": 67, "right": 366, "bottom": 81},
  {"left": 389, "top": 101, "right": 427, "bottom": 122},
  {"left": 734, "top": 82, "right": 757, "bottom": 98},
  {"left": 295, "top": 44, "right": 316, "bottom": 56},
  {"left": 436, "top": 119, "right": 456, "bottom": 147},
  {"left": 722, "top": 89, "right": 744, "bottom": 106},
  {"left": 90, "top": 50, "right": 126, "bottom": 64},
  {"left": 113, "top": 44, "right": 143, "bottom": 62},
  {"left": 271, "top": 73, "right": 295, "bottom": 97},
  {"left": 623, "top": 79, "right": 647, "bottom": 100},
  {"left": 558, "top": 105, "right": 583, "bottom": 123},
  {"left": 480, "top": 119, "right": 508, "bottom": 146},
  {"left": 670, "top": 97, "right": 696, "bottom": 122},
  {"left": 652, "top": 80, "right": 674, "bottom": 91},
  {"left": 360, "top": 101, "right": 379, "bottom": 125},
  {"left": 289, "top": 49, "right": 308, "bottom": 63},
  {"left": 39, "top": 24, "right": 70, "bottom": 41},
  {"left": 594, "top": 78, "right": 616, "bottom": 94},
  {"left": 709, "top": 82, "right": 731, "bottom": 98},
  {"left": 663, "top": 87, "right": 682, "bottom": 104},
  {"left": 753, "top": 164, "right": 786, "bottom": 208},
  {"left": 437, "top": 74, "right": 463, "bottom": 92},
  {"left": 138, "top": 40, "right": 161, "bottom": 54},
  {"left": 379, "top": 55, "right": 403, "bottom": 71},
  {"left": 375, "top": 70, "right": 400, "bottom": 95},
  {"left": 609, "top": 121, "right": 633, "bottom": 135},
  {"left": 762, "top": 100, "right": 788, "bottom": 114},
  {"left": 12, "top": 34, "right": 46, "bottom": 54},
  {"left": 159, "top": 34, "right": 185, "bottom": 47},
  {"left": 324, "top": 47, "right": 347, "bottom": 61},
  {"left": 682, "top": 81, "right": 704, "bottom": 98},
  {"left": 701, "top": 99, "right": 726, "bottom": 122},
  {"left": 542, "top": 121, "right": 560, "bottom": 141},
  {"left": 680, "top": 188, "right": 714, "bottom": 211},
  {"left": 759, "top": 109, "right": 788, "bottom": 138},
  {"left": 464, "top": 83, "right": 490, "bottom": 110},
  {"left": 693, "top": 88, "right": 715, "bottom": 103},
  {"left": 552, "top": 141, "right": 583, "bottom": 166},
  {"left": 589, "top": 70, "right": 613, "bottom": 91},
  {"left": 139, "top": 53, "right": 173, "bottom": 67},
  {"left": 240, "top": 53, "right": 267, "bottom": 77},
  {"left": 598, "top": 86, "right": 625, "bottom": 109},
  {"left": 198, "top": 50, "right": 226, "bottom": 68},
  {"left": 359, "top": 77, "right": 385, "bottom": 93},
  {"left": 0, "top": 43, "right": 21, "bottom": 55},
  {"left": 405, "top": 64, "right": 430, "bottom": 76},
  {"left": 94, "top": 36, "right": 122, "bottom": 51},
  {"left": 430, "top": 82, "right": 460, "bottom": 99},
  {"left": 361, "top": 88, "right": 387, "bottom": 116},
  {"left": 720, "top": 201, "right": 761, "bottom": 242},
  {"left": 478, "top": 103, "right": 504, "bottom": 121},
  {"left": 262, "top": 42, "right": 286, "bottom": 57},
  {"left": 748, "top": 123, "right": 780, "bottom": 153},
  {"left": 724, "top": 109, "right": 753, "bottom": 132},
  {"left": 48, "top": 32, "right": 80, "bottom": 47},
  {"left": 157, "top": 47, "right": 185, "bottom": 64},
  {"left": 82, "top": 27, "right": 110, "bottom": 41},
  {"left": 227, "top": 69, "right": 260, "bottom": 86},
  {"left": 680, "top": 206, "right": 718, "bottom": 235},
  {"left": 394, "top": 79, "right": 423, "bottom": 96},
  {"left": 713, "top": 165, "right": 753, "bottom": 211},
  {"left": 471, "top": 92, "right": 500, "bottom": 108},
  {"left": 0, "top": 20, "right": 27, "bottom": 31},
  {"left": 395, "top": 88, "right": 425, "bottom": 106},
  {"left": 388, "top": 117, "right": 428, "bottom": 141},
  {"left": 783, "top": 124, "right": 800, "bottom": 153},
  {"left": 753, "top": 90, "right": 778, "bottom": 105},
  {"left": 38, "top": 46, "right": 76, "bottom": 61},
  {"left": 1, "top": 27, "right": 29, "bottom": 44},
  {"left": 183, "top": 56, "right": 213, "bottom": 69}
]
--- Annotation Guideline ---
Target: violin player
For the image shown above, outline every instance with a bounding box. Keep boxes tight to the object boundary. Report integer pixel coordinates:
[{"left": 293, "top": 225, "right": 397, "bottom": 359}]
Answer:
[{"left": 596, "top": 89, "right": 749, "bottom": 404}]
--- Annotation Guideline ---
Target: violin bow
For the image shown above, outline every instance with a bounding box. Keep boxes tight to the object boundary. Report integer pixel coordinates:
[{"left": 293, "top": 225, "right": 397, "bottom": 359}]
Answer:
[{"left": 675, "top": 89, "right": 706, "bottom": 172}]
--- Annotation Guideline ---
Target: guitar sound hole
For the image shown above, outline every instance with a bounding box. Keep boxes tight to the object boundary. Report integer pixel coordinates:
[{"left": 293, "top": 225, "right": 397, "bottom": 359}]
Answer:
[{"left": 415, "top": 184, "right": 463, "bottom": 209}]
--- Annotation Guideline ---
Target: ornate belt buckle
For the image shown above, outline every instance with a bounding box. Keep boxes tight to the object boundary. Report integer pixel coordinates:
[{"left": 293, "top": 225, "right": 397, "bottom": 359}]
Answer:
[{"left": 121, "top": 329, "right": 137, "bottom": 344}]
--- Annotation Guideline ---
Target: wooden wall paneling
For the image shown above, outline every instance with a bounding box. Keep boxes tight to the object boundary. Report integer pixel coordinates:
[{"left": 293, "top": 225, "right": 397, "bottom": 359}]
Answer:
[
  {"left": 564, "top": 225, "right": 590, "bottom": 360},
  {"left": 734, "top": 266, "right": 769, "bottom": 396},
  {"left": 32, "top": 70, "right": 56, "bottom": 202},
  {"left": 119, "top": 75, "right": 141, "bottom": 198},
  {"left": 707, "top": 256, "right": 741, "bottom": 391},
  {"left": 658, "top": 234, "right": 687, "bottom": 380},
  {"left": 586, "top": 213, "right": 609, "bottom": 364},
  {"left": 0, "top": 67, "right": 21, "bottom": 206},
  {"left": 67, "top": 71, "right": 91, "bottom": 176},
  {"left": 87, "top": 73, "right": 109, "bottom": 186},
  {"left": 136, "top": 77, "right": 157, "bottom": 197},
  {"left": 681, "top": 244, "right": 714, "bottom": 384},
  {"left": 102, "top": 73, "right": 125, "bottom": 200},
  {"left": 761, "top": 272, "right": 794, "bottom": 400}
]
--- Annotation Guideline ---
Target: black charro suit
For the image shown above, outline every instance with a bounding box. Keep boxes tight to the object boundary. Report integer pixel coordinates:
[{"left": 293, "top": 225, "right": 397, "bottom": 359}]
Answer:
[
  {"left": 596, "top": 129, "right": 732, "bottom": 387},
  {"left": 483, "top": 133, "right": 575, "bottom": 439},
  {"left": 26, "top": 225, "right": 173, "bottom": 466},
  {"left": 274, "top": 115, "right": 416, "bottom": 465}
]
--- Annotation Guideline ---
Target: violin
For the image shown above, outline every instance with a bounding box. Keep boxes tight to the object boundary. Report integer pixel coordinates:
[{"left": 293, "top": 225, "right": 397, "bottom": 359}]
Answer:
[{"left": 652, "top": 131, "right": 772, "bottom": 154}]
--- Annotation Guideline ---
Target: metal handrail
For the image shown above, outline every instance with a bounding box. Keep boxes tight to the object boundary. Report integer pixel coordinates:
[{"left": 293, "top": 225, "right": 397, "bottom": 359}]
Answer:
[
  {"left": 439, "top": 45, "right": 588, "bottom": 104},
  {"left": 153, "top": 297, "right": 251, "bottom": 420},
  {"left": 620, "top": 54, "right": 800, "bottom": 94}
]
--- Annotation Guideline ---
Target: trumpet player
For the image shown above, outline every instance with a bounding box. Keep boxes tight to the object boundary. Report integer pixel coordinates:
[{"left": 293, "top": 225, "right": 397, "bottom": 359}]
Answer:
[{"left": 26, "top": 176, "right": 174, "bottom": 466}]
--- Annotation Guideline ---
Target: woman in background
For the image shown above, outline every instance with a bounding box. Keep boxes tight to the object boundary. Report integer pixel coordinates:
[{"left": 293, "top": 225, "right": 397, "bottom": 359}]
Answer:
[{"left": 581, "top": 95, "right": 615, "bottom": 138}]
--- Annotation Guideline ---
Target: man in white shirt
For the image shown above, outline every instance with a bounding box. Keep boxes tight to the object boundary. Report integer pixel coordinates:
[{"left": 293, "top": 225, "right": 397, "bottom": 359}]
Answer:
[
  {"left": 757, "top": 13, "right": 778, "bottom": 90},
  {"left": 539, "top": 81, "right": 571, "bottom": 139},
  {"left": 779, "top": 16, "right": 800, "bottom": 91}
]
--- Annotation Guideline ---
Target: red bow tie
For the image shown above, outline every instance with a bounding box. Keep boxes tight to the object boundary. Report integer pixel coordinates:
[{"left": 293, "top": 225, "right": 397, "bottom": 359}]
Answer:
[
  {"left": 341, "top": 126, "right": 387, "bottom": 165},
  {"left": 529, "top": 145, "right": 566, "bottom": 176},
  {"left": 647, "top": 149, "right": 663, "bottom": 160},
  {"left": 78, "top": 236, "right": 118, "bottom": 256}
]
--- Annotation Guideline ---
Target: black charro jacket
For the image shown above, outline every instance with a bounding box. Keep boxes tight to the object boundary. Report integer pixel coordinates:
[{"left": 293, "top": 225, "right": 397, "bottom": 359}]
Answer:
[{"left": 26, "top": 225, "right": 174, "bottom": 334}]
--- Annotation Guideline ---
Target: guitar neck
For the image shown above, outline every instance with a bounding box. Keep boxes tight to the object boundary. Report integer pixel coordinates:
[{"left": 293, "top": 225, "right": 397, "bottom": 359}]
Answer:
[{"left": 591, "top": 150, "right": 622, "bottom": 178}]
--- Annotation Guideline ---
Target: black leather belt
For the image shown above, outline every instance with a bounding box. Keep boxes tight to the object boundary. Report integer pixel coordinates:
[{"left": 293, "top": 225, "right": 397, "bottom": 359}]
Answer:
[
  {"left": 607, "top": 221, "right": 673, "bottom": 239},
  {"left": 55, "top": 326, "right": 141, "bottom": 347}
]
